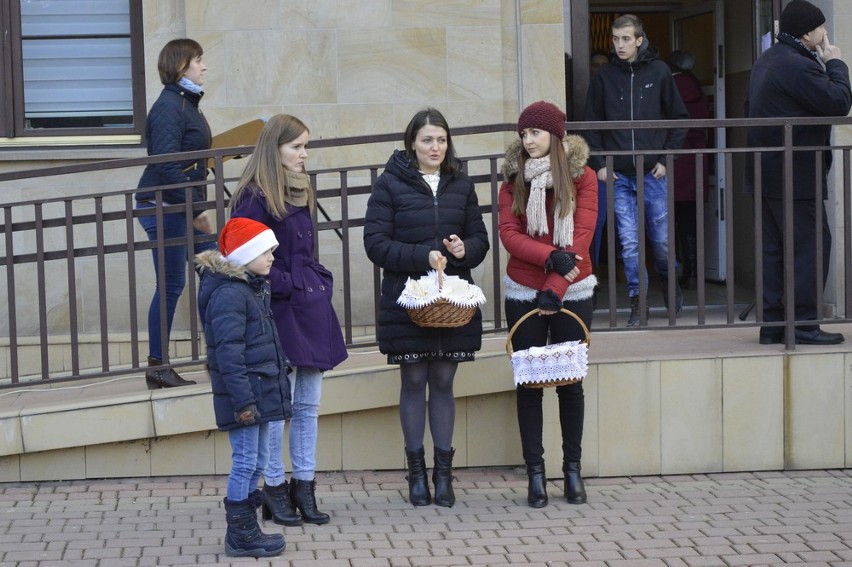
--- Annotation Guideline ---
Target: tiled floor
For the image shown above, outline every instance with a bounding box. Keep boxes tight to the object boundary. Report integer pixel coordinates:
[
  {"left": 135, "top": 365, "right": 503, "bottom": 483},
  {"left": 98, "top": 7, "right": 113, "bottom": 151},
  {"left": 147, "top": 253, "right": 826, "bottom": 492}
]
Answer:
[{"left": 2, "top": 468, "right": 852, "bottom": 566}]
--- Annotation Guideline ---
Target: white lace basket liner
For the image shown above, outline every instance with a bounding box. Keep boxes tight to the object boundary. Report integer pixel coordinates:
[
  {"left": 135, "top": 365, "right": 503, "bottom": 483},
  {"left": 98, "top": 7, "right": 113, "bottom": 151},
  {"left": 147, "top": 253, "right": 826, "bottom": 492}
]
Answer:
[
  {"left": 506, "top": 308, "right": 591, "bottom": 388},
  {"left": 397, "top": 262, "right": 486, "bottom": 328}
]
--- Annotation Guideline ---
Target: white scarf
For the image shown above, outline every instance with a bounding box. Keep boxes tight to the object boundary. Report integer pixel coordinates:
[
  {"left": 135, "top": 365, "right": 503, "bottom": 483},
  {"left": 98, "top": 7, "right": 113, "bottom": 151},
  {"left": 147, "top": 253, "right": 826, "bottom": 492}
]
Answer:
[{"left": 524, "top": 156, "right": 574, "bottom": 247}]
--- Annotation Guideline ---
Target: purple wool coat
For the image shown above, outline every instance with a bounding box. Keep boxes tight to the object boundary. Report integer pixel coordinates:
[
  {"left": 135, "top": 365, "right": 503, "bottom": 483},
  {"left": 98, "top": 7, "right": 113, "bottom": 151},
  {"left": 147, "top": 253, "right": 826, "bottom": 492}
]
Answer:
[{"left": 231, "top": 187, "right": 348, "bottom": 371}]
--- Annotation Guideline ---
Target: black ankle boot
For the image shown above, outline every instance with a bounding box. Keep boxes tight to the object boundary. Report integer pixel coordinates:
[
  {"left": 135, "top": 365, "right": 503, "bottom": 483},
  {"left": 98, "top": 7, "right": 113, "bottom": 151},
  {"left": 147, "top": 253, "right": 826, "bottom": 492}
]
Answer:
[
  {"left": 289, "top": 479, "right": 330, "bottom": 525},
  {"left": 261, "top": 481, "right": 302, "bottom": 526},
  {"left": 224, "top": 495, "right": 285, "bottom": 558},
  {"left": 432, "top": 447, "right": 455, "bottom": 508},
  {"left": 526, "top": 462, "right": 548, "bottom": 508},
  {"left": 405, "top": 447, "right": 432, "bottom": 506},
  {"left": 563, "top": 461, "right": 587, "bottom": 504},
  {"left": 145, "top": 356, "right": 196, "bottom": 389}
]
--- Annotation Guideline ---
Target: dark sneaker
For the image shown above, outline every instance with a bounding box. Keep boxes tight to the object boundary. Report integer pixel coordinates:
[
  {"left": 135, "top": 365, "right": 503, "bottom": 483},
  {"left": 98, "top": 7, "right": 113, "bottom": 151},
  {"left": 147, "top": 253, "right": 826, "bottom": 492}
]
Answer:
[{"left": 627, "top": 296, "right": 643, "bottom": 327}]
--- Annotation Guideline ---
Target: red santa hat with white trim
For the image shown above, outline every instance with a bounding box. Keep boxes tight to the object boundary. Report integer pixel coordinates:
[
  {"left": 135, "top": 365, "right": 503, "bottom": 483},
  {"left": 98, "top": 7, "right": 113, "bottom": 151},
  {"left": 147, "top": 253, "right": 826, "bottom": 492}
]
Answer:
[{"left": 219, "top": 217, "right": 278, "bottom": 267}]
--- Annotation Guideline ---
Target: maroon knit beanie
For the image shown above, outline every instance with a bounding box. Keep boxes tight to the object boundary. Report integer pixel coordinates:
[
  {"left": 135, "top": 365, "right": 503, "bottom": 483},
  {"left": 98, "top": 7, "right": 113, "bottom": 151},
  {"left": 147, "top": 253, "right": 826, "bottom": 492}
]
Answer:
[{"left": 517, "top": 101, "right": 566, "bottom": 140}]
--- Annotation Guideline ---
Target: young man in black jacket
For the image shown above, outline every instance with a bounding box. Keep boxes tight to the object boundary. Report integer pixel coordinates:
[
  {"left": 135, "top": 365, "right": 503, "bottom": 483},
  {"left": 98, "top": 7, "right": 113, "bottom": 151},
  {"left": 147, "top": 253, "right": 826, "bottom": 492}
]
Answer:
[{"left": 584, "top": 14, "right": 688, "bottom": 327}]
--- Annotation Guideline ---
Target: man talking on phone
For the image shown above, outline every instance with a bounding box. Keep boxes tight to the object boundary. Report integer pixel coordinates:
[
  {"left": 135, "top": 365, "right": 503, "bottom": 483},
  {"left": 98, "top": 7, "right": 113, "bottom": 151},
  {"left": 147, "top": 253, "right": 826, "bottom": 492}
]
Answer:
[{"left": 746, "top": 0, "right": 851, "bottom": 345}]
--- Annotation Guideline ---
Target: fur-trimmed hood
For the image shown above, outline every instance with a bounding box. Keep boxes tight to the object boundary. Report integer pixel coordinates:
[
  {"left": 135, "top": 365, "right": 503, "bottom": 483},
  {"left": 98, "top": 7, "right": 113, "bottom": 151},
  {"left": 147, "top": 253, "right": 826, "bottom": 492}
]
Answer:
[
  {"left": 501, "top": 134, "right": 590, "bottom": 183},
  {"left": 195, "top": 249, "right": 251, "bottom": 280}
]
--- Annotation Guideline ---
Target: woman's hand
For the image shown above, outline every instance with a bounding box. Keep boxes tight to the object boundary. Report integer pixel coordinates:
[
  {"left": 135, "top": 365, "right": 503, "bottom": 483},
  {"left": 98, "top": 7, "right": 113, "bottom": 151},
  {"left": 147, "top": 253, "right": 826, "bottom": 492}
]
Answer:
[
  {"left": 192, "top": 211, "right": 214, "bottom": 234},
  {"left": 443, "top": 234, "right": 465, "bottom": 259},
  {"left": 428, "top": 250, "right": 446, "bottom": 270},
  {"left": 564, "top": 254, "right": 583, "bottom": 282}
]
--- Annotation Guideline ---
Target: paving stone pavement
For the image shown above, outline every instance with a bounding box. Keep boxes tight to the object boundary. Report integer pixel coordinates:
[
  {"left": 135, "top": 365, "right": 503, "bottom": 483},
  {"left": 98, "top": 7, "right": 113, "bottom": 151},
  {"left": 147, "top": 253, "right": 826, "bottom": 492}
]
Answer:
[{"left": 2, "top": 467, "right": 852, "bottom": 566}]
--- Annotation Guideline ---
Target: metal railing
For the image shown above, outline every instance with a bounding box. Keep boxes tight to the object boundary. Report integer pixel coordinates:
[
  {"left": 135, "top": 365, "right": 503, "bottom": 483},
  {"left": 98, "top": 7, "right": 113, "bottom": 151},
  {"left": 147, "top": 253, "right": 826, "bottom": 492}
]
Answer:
[{"left": 1, "top": 117, "right": 850, "bottom": 387}]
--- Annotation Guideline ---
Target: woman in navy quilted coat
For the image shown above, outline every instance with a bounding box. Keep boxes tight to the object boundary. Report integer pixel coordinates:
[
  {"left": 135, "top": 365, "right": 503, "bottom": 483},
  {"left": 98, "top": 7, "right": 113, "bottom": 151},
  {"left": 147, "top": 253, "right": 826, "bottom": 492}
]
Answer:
[
  {"left": 364, "top": 108, "right": 490, "bottom": 508},
  {"left": 135, "top": 38, "right": 215, "bottom": 389}
]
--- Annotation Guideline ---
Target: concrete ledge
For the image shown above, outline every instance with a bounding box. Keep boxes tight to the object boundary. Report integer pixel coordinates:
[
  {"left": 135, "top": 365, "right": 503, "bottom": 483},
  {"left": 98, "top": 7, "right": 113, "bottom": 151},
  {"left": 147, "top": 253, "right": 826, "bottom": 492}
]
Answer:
[{"left": 0, "top": 324, "right": 850, "bottom": 481}]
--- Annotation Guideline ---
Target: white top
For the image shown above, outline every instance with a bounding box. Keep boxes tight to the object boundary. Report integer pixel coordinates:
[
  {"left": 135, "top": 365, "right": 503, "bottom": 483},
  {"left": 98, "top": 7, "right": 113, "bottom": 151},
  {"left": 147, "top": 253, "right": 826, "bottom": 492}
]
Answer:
[{"left": 421, "top": 171, "right": 440, "bottom": 196}]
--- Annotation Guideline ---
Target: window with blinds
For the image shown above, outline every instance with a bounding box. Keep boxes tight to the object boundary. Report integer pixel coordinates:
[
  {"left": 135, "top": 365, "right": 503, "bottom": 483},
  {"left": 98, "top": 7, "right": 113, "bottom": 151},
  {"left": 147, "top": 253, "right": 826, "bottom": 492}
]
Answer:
[
  {"left": 1, "top": 0, "right": 144, "bottom": 139},
  {"left": 21, "top": 0, "right": 132, "bottom": 129}
]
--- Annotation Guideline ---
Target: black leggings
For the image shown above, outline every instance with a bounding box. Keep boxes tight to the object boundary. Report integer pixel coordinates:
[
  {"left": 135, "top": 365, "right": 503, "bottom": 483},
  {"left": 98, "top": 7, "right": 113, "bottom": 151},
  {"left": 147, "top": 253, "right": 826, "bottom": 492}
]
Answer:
[
  {"left": 399, "top": 360, "right": 458, "bottom": 452},
  {"left": 506, "top": 296, "right": 593, "bottom": 468}
]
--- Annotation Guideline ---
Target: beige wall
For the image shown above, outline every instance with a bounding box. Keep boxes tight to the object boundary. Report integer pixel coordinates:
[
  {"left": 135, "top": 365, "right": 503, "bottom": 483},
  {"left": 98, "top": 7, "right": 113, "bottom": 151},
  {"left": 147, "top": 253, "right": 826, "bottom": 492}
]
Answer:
[
  {"left": 3, "top": 344, "right": 852, "bottom": 482},
  {"left": 0, "top": 0, "right": 566, "bottom": 346}
]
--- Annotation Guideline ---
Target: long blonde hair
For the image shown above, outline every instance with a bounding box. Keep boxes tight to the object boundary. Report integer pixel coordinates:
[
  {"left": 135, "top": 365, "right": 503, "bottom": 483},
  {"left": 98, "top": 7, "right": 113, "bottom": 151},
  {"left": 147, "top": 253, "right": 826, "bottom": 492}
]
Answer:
[
  {"left": 511, "top": 136, "right": 575, "bottom": 218},
  {"left": 229, "top": 114, "right": 313, "bottom": 219}
]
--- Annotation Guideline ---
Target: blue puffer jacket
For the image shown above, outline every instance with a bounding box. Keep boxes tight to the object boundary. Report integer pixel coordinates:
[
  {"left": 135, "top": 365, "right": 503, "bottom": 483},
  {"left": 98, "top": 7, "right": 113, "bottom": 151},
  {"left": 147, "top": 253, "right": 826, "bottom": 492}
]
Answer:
[
  {"left": 196, "top": 250, "right": 292, "bottom": 431},
  {"left": 136, "top": 84, "right": 211, "bottom": 207},
  {"left": 363, "top": 150, "right": 490, "bottom": 356}
]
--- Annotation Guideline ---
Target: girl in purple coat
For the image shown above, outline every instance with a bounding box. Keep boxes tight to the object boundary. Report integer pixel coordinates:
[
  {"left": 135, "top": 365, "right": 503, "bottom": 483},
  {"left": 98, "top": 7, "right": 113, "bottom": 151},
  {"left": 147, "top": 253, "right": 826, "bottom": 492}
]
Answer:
[{"left": 230, "top": 114, "right": 348, "bottom": 526}]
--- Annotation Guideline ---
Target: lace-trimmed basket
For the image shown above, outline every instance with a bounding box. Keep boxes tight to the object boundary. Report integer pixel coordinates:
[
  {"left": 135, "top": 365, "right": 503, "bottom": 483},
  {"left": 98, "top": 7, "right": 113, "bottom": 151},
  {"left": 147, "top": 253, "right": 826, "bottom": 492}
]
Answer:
[
  {"left": 506, "top": 308, "right": 591, "bottom": 388},
  {"left": 398, "top": 262, "right": 485, "bottom": 329}
]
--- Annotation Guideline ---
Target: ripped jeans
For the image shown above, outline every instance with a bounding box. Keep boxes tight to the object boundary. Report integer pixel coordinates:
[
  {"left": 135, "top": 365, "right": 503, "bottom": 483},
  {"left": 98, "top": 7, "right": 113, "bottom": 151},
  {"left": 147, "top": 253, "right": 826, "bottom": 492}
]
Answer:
[{"left": 613, "top": 173, "right": 674, "bottom": 297}]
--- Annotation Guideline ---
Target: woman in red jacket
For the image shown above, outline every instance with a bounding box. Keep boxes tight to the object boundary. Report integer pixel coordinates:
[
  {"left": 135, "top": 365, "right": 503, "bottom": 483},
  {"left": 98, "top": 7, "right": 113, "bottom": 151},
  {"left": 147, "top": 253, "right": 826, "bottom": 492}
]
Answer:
[{"left": 498, "top": 101, "right": 598, "bottom": 508}]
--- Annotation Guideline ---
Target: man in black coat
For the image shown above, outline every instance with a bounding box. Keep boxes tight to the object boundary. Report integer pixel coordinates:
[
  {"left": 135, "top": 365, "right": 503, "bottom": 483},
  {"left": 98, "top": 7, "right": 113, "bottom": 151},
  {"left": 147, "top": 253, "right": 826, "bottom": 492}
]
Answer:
[{"left": 746, "top": 0, "right": 851, "bottom": 345}]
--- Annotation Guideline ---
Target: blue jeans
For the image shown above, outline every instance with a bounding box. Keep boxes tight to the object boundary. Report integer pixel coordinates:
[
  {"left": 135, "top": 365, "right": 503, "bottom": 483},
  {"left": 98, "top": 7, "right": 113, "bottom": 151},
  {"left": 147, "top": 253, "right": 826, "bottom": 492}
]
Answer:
[
  {"left": 612, "top": 173, "right": 674, "bottom": 297},
  {"left": 227, "top": 421, "right": 270, "bottom": 501},
  {"left": 137, "top": 202, "right": 216, "bottom": 360},
  {"left": 265, "top": 367, "right": 323, "bottom": 484}
]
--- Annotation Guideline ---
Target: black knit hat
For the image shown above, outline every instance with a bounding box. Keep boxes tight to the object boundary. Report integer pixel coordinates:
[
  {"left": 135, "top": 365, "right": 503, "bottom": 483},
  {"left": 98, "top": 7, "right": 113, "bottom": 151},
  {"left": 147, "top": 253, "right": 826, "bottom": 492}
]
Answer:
[
  {"left": 517, "top": 101, "right": 566, "bottom": 140},
  {"left": 780, "top": 0, "right": 825, "bottom": 38}
]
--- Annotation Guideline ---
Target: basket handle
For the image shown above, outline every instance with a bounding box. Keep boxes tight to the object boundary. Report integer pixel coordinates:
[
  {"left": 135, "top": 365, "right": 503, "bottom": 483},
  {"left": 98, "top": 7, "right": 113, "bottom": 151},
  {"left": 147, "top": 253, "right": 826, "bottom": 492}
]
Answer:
[
  {"left": 436, "top": 255, "right": 446, "bottom": 290},
  {"left": 505, "top": 307, "right": 591, "bottom": 356}
]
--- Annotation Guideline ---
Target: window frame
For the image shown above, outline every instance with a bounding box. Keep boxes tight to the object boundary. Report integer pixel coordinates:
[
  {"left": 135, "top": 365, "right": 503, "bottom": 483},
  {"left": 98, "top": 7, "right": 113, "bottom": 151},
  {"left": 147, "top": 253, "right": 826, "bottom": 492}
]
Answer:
[{"left": 1, "top": 0, "right": 146, "bottom": 140}]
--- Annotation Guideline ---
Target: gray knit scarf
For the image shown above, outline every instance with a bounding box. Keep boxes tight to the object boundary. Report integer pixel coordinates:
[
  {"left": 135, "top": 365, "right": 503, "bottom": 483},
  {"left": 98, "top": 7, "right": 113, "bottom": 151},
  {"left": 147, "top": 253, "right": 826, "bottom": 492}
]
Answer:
[{"left": 524, "top": 156, "right": 574, "bottom": 247}]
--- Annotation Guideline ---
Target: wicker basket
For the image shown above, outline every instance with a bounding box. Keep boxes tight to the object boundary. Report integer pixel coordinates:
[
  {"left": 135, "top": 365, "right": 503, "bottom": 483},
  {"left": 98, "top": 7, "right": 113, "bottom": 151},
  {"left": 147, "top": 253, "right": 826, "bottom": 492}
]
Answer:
[
  {"left": 408, "top": 299, "right": 476, "bottom": 328},
  {"left": 405, "top": 261, "right": 478, "bottom": 328},
  {"left": 506, "top": 307, "right": 591, "bottom": 388}
]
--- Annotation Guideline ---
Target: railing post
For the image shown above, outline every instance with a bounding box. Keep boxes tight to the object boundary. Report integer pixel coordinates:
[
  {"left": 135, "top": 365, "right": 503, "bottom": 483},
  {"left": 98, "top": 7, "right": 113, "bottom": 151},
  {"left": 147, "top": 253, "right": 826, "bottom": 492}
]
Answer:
[{"left": 782, "top": 123, "right": 796, "bottom": 349}]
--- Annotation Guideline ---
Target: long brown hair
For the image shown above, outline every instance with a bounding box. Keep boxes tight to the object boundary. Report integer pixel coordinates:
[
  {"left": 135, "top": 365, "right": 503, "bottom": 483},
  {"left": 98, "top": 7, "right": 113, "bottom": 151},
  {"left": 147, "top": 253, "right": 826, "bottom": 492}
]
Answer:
[
  {"left": 511, "top": 136, "right": 575, "bottom": 219},
  {"left": 229, "top": 114, "right": 313, "bottom": 220}
]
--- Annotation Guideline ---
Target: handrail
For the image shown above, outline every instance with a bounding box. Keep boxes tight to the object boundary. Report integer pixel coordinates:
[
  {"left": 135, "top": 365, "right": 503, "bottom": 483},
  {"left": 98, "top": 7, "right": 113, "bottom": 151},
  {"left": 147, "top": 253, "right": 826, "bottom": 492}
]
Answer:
[{"left": 0, "top": 118, "right": 850, "bottom": 387}]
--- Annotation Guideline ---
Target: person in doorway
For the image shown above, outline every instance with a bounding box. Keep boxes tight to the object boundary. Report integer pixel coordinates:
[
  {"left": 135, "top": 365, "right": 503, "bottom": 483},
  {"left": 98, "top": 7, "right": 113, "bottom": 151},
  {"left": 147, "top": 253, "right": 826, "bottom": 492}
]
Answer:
[
  {"left": 196, "top": 217, "right": 290, "bottom": 558},
  {"left": 499, "top": 101, "right": 598, "bottom": 507},
  {"left": 583, "top": 14, "right": 689, "bottom": 327},
  {"left": 590, "top": 50, "right": 611, "bottom": 273},
  {"left": 747, "top": 0, "right": 850, "bottom": 345},
  {"left": 136, "top": 38, "right": 216, "bottom": 389},
  {"left": 667, "top": 50, "right": 711, "bottom": 291},
  {"left": 230, "top": 114, "right": 348, "bottom": 526},
  {"left": 363, "top": 108, "right": 490, "bottom": 508}
]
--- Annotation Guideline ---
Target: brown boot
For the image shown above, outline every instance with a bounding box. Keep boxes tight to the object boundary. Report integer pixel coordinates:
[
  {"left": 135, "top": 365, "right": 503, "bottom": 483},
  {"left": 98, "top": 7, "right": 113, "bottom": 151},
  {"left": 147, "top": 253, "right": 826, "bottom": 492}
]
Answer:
[{"left": 145, "top": 356, "right": 196, "bottom": 389}]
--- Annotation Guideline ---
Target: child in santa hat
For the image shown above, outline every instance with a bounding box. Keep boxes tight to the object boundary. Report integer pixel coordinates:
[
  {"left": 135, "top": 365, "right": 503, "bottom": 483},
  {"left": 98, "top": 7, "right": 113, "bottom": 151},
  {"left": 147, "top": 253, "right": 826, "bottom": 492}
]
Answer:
[{"left": 196, "top": 217, "right": 292, "bottom": 558}]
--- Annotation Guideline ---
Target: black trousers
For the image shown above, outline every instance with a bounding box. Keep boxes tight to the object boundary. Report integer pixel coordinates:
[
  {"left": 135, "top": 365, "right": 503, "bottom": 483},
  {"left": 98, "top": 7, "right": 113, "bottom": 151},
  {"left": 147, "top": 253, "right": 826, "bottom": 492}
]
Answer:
[
  {"left": 505, "top": 296, "right": 593, "bottom": 468},
  {"left": 761, "top": 197, "right": 831, "bottom": 333}
]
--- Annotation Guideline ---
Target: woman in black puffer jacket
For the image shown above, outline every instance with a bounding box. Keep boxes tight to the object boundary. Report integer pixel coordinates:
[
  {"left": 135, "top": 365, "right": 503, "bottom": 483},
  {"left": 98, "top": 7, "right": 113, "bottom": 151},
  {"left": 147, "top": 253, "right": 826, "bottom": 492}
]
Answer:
[{"left": 364, "top": 108, "right": 489, "bottom": 509}]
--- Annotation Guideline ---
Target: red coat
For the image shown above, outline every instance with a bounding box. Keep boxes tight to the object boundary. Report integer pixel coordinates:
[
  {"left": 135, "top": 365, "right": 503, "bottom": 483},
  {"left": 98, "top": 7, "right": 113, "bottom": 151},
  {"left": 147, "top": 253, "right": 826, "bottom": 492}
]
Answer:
[
  {"left": 498, "top": 135, "right": 598, "bottom": 301},
  {"left": 671, "top": 71, "right": 711, "bottom": 202}
]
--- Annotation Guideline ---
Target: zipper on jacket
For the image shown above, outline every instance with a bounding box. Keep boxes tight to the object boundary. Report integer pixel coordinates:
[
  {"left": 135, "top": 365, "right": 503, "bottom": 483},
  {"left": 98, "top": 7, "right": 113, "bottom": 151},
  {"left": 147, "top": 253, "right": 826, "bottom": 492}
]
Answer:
[
  {"left": 433, "top": 193, "right": 444, "bottom": 357},
  {"left": 433, "top": 195, "right": 441, "bottom": 249},
  {"left": 630, "top": 65, "right": 636, "bottom": 171}
]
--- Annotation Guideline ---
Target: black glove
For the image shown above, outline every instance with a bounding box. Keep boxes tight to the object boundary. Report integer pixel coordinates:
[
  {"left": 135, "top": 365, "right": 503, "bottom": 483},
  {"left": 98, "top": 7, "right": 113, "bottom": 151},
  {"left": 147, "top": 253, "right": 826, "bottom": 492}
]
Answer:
[
  {"left": 536, "top": 289, "right": 563, "bottom": 312},
  {"left": 235, "top": 404, "right": 260, "bottom": 426},
  {"left": 545, "top": 250, "right": 577, "bottom": 277}
]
